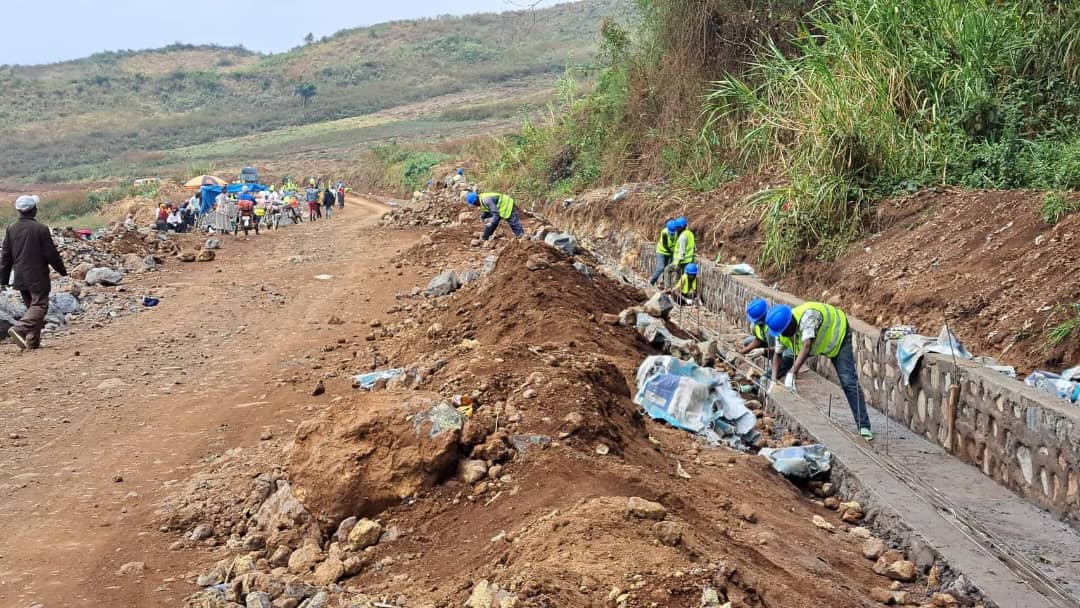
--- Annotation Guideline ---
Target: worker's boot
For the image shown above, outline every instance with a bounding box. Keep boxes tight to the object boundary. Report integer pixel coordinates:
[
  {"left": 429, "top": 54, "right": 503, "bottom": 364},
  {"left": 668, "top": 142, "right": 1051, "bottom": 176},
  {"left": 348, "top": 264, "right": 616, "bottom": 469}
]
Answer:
[{"left": 7, "top": 327, "right": 28, "bottom": 350}]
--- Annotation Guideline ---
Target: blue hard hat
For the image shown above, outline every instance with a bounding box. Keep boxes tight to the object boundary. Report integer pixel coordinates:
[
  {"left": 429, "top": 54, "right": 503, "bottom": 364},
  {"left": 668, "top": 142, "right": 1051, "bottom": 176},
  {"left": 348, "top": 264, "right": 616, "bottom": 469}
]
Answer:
[
  {"left": 457, "top": 168, "right": 464, "bottom": 175},
  {"left": 746, "top": 298, "right": 768, "bottom": 324},
  {"left": 766, "top": 305, "right": 794, "bottom": 337},
  {"left": 675, "top": 217, "right": 688, "bottom": 230},
  {"left": 665, "top": 220, "right": 677, "bottom": 234},
  {"left": 686, "top": 263, "right": 699, "bottom": 276},
  {"left": 466, "top": 192, "right": 479, "bottom": 205}
]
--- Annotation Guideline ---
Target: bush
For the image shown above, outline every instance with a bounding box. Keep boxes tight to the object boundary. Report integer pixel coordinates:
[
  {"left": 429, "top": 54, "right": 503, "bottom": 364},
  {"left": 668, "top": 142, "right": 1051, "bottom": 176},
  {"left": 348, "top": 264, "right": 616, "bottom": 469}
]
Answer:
[
  {"left": 705, "top": 0, "right": 1079, "bottom": 270},
  {"left": 1041, "top": 191, "right": 1080, "bottom": 225}
]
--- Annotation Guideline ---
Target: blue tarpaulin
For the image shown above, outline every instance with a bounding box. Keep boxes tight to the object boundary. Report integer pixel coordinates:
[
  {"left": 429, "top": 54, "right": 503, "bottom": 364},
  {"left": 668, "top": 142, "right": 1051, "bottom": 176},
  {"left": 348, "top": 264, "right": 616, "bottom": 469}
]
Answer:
[{"left": 199, "top": 185, "right": 222, "bottom": 214}]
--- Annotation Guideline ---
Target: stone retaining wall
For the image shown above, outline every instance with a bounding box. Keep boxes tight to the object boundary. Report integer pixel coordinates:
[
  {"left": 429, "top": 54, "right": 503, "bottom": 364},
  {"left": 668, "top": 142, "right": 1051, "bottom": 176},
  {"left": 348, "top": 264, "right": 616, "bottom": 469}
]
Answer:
[{"left": 627, "top": 243, "right": 1080, "bottom": 525}]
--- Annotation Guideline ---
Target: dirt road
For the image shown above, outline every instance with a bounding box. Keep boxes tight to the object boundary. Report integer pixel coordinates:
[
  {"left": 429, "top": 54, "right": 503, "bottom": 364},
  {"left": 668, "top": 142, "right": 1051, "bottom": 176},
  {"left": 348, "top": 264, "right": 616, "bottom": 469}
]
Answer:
[{"left": 0, "top": 199, "right": 418, "bottom": 607}]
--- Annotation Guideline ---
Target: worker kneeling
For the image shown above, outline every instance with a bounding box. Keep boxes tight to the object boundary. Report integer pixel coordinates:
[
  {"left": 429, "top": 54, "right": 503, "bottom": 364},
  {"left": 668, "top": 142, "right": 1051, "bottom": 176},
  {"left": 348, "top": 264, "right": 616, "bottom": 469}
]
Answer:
[
  {"left": 767, "top": 302, "right": 873, "bottom": 441},
  {"left": 467, "top": 191, "right": 524, "bottom": 240},
  {"left": 667, "top": 263, "right": 699, "bottom": 305}
]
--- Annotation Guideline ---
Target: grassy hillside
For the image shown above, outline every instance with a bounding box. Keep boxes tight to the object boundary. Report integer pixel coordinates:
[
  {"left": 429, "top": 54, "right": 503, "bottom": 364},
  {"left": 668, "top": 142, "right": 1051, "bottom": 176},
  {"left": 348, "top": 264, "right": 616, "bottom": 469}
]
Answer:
[
  {"left": 480, "top": 0, "right": 1078, "bottom": 270},
  {"left": 0, "top": 0, "right": 623, "bottom": 183}
]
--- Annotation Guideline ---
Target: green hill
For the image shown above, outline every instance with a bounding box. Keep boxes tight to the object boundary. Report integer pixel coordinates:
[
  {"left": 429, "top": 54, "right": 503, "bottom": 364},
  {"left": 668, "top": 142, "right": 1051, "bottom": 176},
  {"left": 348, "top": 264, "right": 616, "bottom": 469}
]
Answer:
[{"left": 0, "top": 0, "right": 623, "bottom": 183}]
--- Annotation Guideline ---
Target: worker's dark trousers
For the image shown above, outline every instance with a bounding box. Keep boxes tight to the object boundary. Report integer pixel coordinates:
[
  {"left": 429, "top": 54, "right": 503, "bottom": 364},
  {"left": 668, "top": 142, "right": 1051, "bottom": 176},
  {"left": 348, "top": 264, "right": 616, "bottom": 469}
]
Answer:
[
  {"left": 831, "top": 333, "right": 871, "bottom": 430},
  {"left": 482, "top": 208, "right": 524, "bottom": 240},
  {"left": 649, "top": 253, "right": 670, "bottom": 285},
  {"left": 13, "top": 290, "right": 48, "bottom": 349}
]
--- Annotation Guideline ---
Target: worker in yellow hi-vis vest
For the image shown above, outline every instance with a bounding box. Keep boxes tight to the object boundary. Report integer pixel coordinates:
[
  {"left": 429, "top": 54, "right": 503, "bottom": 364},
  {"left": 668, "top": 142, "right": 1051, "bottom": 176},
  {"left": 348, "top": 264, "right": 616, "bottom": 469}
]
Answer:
[
  {"left": 767, "top": 302, "right": 873, "bottom": 441},
  {"left": 466, "top": 191, "right": 524, "bottom": 240}
]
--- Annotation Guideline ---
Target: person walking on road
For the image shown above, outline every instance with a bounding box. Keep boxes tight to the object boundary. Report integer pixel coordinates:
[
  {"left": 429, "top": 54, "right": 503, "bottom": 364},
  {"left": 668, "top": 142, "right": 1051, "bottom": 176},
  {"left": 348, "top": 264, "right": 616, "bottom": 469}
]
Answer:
[
  {"left": 649, "top": 219, "right": 677, "bottom": 286},
  {"left": 766, "top": 302, "right": 873, "bottom": 441},
  {"left": 1, "top": 195, "right": 68, "bottom": 350},
  {"left": 322, "top": 185, "right": 336, "bottom": 219},
  {"left": 467, "top": 191, "right": 524, "bottom": 240}
]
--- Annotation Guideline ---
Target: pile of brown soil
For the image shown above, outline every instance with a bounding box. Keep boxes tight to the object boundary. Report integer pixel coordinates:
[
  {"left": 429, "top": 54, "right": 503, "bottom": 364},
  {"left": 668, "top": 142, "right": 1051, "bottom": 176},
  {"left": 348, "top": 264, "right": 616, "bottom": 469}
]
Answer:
[{"left": 170, "top": 216, "right": 943, "bottom": 608}]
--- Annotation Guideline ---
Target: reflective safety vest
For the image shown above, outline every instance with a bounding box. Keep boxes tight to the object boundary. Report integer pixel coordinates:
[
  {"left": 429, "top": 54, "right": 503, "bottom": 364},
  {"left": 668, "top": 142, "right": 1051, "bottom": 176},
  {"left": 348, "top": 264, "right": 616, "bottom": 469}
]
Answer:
[
  {"left": 678, "top": 274, "right": 698, "bottom": 296},
  {"left": 480, "top": 192, "right": 515, "bottom": 219},
  {"left": 656, "top": 229, "right": 675, "bottom": 256},
  {"left": 752, "top": 322, "right": 768, "bottom": 344},
  {"left": 677, "top": 230, "right": 696, "bottom": 265},
  {"left": 776, "top": 302, "right": 848, "bottom": 359}
]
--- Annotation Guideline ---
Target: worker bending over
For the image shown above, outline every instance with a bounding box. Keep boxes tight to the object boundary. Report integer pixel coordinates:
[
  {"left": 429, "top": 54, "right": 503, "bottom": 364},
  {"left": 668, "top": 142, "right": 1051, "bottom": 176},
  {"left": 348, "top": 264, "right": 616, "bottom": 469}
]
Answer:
[
  {"left": 739, "top": 298, "right": 794, "bottom": 379},
  {"left": 467, "top": 191, "right": 524, "bottom": 240},
  {"left": 665, "top": 263, "right": 699, "bottom": 305},
  {"left": 766, "top": 302, "right": 873, "bottom": 441}
]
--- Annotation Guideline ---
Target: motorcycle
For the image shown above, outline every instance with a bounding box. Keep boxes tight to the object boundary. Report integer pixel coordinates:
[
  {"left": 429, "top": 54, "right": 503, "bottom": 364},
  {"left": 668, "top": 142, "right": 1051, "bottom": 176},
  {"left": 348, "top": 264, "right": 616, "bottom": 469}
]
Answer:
[{"left": 235, "top": 206, "right": 258, "bottom": 236}]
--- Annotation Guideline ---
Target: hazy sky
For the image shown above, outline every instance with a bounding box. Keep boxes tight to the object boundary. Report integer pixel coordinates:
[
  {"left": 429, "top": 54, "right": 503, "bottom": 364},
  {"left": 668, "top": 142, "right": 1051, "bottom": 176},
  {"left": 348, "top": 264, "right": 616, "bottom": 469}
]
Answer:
[{"left": 1, "top": 0, "right": 576, "bottom": 65}]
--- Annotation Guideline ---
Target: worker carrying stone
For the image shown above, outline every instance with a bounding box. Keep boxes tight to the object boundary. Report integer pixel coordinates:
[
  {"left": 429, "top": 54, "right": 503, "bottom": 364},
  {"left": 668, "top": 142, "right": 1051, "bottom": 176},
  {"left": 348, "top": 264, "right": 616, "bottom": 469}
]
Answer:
[
  {"left": 1, "top": 195, "right": 68, "bottom": 350},
  {"left": 766, "top": 302, "right": 873, "bottom": 441},
  {"left": 738, "top": 298, "right": 794, "bottom": 379},
  {"left": 649, "top": 219, "right": 677, "bottom": 286},
  {"left": 665, "top": 262, "right": 699, "bottom": 305},
  {"left": 466, "top": 191, "right": 524, "bottom": 240}
]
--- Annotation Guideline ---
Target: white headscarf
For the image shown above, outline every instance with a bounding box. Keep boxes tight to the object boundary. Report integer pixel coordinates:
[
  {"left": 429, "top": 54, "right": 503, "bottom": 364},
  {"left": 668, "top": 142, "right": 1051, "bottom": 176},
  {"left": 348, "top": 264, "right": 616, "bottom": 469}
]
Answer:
[{"left": 15, "top": 195, "right": 39, "bottom": 212}]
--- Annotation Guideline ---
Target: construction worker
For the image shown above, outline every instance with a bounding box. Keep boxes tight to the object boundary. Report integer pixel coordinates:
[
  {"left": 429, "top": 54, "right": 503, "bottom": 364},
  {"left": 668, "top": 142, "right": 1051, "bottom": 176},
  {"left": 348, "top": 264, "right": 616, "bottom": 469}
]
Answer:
[
  {"left": 766, "top": 302, "right": 873, "bottom": 441},
  {"left": 667, "top": 263, "right": 698, "bottom": 305},
  {"left": 649, "top": 219, "right": 677, "bottom": 286},
  {"left": 667, "top": 217, "right": 695, "bottom": 283},
  {"left": 466, "top": 191, "right": 524, "bottom": 240},
  {"left": 739, "top": 298, "right": 794, "bottom": 378}
]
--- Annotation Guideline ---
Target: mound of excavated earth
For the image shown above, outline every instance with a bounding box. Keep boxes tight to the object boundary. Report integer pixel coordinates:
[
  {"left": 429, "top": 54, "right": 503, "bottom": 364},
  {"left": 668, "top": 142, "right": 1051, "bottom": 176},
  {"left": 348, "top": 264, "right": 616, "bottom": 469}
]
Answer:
[{"left": 162, "top": 194, "right": 948, "bottom": 608}]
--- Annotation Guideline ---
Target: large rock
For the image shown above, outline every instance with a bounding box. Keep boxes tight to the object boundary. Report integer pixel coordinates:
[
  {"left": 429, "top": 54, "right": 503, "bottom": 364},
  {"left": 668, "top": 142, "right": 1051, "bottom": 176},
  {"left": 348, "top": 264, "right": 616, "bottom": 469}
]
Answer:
[
  {"left": 626, "top": 497, "right": 667, "bottom": 520},
  {"left": 287, "top": 543, "right": 324, "bottom": 573},
  {"left": 122, "top": 253, "right": 149, "bottom": 273},
  {"left": 204, "top": 238, "right": 222, "bottom": 250},
  {"left": 84, "top": 267, "right": 123, "bottom": 286},
  {"left": 49, "top": 292, "right": 82, "bottom": 316},
  {"left": 346, "top": 518, "right": 382, "bottom": 549},
  {"left": 643, "top": 292, "right": 674, "bottom": 319},
  {"left": 253, "top": 481, "right": 311, "bottom": 532},
  {"left": 246, "top": 591, "right": 273, "bottom": 608},
  {"left": 70, "top": 262, "right": 93, "bottom": 281},
  {"left": 424, "top": 270, "right": 460, "bottom": 297},
  {"left": 288, "top": 400, "right": 462, "bottom": 526},
  {"left": 311, "top": 558, "right": 345, "bottom": 586},
  {"left": 543, "top": 232, "right": 578, "bottom": 255},
  {"left": 458, "top": 459, "right": 488, "bottom": 484},
  {"left": 885, "top": 560, "right": 917, "bottom": 582}
]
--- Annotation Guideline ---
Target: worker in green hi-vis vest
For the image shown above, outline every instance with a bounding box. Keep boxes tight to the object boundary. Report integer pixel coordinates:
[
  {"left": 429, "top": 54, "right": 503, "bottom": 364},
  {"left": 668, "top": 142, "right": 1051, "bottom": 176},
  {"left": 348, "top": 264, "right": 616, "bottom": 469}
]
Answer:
[{"left": 766, "top": 302, "right": 873, "bottom": 441}]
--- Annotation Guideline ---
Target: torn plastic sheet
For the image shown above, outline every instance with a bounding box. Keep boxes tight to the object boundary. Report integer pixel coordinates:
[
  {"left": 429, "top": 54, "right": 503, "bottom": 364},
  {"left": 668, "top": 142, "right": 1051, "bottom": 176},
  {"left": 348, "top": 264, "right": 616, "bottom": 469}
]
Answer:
[
  {"left": 634, "top": 355, "right": 758, "bottom": 450},
  {"left": 759, "top": 444, "right": 833, "bottom": 479},
  {"left": 353, "top": 368, "right": 404, "bottom": 390}
]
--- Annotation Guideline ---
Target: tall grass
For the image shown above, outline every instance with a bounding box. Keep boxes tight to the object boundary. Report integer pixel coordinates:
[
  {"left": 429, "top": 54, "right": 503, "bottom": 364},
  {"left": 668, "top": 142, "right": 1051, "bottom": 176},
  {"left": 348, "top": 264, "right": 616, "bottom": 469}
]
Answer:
[{"left": 704, "top": 0, "right": 1079, "bottom": 270}]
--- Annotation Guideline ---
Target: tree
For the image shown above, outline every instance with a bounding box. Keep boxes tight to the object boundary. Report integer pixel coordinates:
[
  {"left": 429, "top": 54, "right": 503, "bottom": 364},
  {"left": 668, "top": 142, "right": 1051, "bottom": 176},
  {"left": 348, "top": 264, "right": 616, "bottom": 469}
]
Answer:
[
  {"left": 294, "top": 82, "right": 317, "bottom": 107},
  {"left": 303, "top": 32, "right": 315, "bottom": 45}
]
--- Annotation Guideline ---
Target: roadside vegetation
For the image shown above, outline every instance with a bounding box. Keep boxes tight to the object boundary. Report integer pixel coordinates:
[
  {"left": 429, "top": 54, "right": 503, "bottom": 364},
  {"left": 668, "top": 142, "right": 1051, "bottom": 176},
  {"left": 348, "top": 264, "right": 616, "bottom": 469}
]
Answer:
[
  {"left": 0, "top": 183, "right": 158, "bottom": 230},
  {"left": 477, "top": 0, "right": 1079, "bottom": 271}
]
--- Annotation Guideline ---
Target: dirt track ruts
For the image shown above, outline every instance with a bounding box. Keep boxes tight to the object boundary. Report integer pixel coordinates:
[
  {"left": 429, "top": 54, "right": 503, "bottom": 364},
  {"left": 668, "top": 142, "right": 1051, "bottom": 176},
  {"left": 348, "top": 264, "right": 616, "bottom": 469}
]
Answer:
[{"left": 0, "top": 199, "right": 417, "bottom": 607}]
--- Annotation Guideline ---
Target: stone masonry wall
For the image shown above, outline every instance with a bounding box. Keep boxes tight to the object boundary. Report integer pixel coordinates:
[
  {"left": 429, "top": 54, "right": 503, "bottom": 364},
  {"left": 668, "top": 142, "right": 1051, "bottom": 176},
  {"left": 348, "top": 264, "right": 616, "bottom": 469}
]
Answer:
[{"left": 626, "top": 243, "right": 1080, "bottom": 525}]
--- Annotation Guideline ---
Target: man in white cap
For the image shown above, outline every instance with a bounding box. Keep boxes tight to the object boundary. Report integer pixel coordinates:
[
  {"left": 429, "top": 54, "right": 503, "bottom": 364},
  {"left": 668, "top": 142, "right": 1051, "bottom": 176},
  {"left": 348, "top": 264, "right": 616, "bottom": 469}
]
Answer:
[{"left": 0, "top": 195, "right": 67, "bottom": 350}]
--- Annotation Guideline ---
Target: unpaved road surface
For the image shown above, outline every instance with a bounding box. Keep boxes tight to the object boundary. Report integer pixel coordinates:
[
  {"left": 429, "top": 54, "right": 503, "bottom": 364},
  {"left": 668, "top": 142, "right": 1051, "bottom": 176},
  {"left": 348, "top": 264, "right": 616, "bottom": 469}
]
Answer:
[{"left": 0, "top": 199, "right": 417, "bottom": 607}]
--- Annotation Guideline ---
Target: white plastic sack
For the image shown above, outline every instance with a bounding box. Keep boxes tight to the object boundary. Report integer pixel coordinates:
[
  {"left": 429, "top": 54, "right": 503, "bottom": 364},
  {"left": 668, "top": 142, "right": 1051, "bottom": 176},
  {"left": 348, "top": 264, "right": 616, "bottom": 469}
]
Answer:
[{"left": 634, "top": 355, "right": 757, "bottom": 443}]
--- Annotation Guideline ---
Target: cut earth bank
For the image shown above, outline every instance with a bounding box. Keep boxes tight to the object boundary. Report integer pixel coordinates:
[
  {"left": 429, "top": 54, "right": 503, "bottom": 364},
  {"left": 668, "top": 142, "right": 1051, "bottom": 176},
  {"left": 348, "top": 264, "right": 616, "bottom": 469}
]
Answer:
[
  {"left": 540, "top": 182, "right": 1080, "bottom": 526},
  {"left": 156, "top": 197, "right": 965, "bottom": 608}
]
